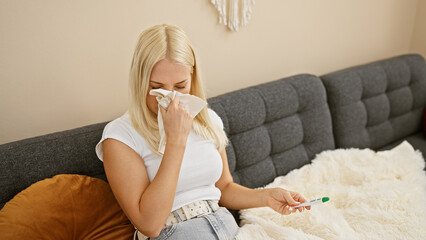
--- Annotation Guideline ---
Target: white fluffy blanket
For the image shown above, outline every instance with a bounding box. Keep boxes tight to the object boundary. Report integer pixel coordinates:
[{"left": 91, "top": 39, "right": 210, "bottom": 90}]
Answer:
[{"left": 235, "top": 141, "right": 426, "bottom": 240}]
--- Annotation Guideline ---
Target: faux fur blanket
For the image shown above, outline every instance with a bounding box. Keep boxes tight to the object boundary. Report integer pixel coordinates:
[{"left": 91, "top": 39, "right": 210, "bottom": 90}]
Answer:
[{"left": 235, "top": 141, "right": 426, "bottom": 240}]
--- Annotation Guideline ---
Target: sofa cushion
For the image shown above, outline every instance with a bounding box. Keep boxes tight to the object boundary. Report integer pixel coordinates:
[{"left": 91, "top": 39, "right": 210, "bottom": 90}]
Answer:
[
  {"left": 0, "top": 174, "right": 134, "bottom": 239},
  {"left": 379, "top": 132, "right": 426, "bottom": 158},
  {"left": 208, "top": 74, "right": 335, "bottom": 189},
  {"left": 0, "top": 122, "right": 108, "bottom": 209},
  {"left": 321, "top": 54, "right": 426, "bottom": 150},
  {"left": 423, "top": 107, "right": 426, "bottom": 138}
]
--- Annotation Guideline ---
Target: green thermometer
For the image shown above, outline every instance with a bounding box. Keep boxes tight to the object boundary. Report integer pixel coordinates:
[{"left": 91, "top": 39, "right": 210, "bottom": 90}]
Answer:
[{"left": 294, "top": 197, "right": 330, "bottom": 208}]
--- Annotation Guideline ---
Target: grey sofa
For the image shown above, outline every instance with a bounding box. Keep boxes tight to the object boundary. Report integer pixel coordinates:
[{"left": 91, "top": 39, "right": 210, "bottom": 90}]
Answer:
[{"left": 1, "top": 54, "right": 425, "bottom": 224}]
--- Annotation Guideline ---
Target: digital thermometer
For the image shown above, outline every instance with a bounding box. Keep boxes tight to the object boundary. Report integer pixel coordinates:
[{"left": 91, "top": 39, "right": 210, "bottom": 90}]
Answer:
[{"left": 294, "top": 197, "right": 330, "bottom": 208}]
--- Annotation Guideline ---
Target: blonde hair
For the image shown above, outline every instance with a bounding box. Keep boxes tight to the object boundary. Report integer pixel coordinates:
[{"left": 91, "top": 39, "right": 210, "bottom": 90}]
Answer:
[{"left": 128, "top": 24, "right": 228, "bottom": 155}]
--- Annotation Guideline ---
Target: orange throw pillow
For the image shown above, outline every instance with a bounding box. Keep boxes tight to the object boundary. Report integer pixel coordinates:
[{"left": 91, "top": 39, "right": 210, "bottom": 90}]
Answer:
[{"left": 0, "top": 174, "right": 134, "bottom": 240}]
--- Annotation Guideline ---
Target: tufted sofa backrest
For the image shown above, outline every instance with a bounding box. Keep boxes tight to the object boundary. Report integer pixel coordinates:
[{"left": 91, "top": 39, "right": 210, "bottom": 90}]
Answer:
[
  {"left": 0, "top": 122, "right": 108, "bottom": 209},
  {"left": 208, "top": 74, "right": 335, "bottom": 189},
  {"left": 321, "top": 54, "right": 426, "bottom": 150}
]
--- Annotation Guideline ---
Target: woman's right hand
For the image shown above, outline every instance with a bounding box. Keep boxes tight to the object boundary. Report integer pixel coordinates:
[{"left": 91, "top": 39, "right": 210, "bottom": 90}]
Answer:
[
  {"left": 159, "top": 95, "right": 193, "bottom": 144},
  {"left": 265, "top": 188, "right": 310, "bottom": 215}
]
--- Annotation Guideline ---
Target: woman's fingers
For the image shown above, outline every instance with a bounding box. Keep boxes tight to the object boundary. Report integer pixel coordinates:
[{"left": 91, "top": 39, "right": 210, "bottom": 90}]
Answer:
[
  {"left": 168, "top": 96, "right": 192, "bottom": 117},
  {"left": 284, "top": 205, "right": 297, "bottom": 214},
  {"left": 170, "top": 95, "right": 180, "bottom": 108},
  {"left": 292, "top": 192, "right": 310, "bottom": 211},
  {"left": 161, "top": 95, "right": 193, "bottom": 142},
  {"left": 294, "top": 193, "right": 308, "bottom": 204},
  {"left": 159, "top": 104, "right": 167, "bottom": 118},
  {"left": 282, "top": 191, "right": 298, "bottom": 206},
  {"left": 276, "top": 189, "right": 311, "bottom": 214}
]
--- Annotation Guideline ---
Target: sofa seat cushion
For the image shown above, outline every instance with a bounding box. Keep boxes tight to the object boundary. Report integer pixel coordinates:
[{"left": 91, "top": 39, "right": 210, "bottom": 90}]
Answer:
[
  {"left": 379, "top": 132, "right": 426, "bottom": 159},
  {"left": 0, "top": 174, "right": 134, "bottom": 239}
]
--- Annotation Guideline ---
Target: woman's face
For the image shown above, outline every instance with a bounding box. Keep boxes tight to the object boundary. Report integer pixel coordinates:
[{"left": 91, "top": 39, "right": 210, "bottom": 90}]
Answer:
[{"left": 146, "top": 57, "right": 192, "bottom": 115}]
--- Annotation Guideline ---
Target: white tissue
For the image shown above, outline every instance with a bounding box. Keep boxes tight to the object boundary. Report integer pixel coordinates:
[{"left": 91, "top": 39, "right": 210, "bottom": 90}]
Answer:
[{"left": 149, "top": 89, "right": 207, "bottom": 154}]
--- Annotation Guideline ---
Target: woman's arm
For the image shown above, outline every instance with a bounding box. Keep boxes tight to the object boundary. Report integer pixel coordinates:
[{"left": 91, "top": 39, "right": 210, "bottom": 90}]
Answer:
[
  {"left": 103, "top": 96, "right": 193, "bottom": 238},
  {"left": 103, "top": 138, "right": 185, "bottom": 238},
  {"left": 215, "top": 150, "right": 310, "bottom": 214}
]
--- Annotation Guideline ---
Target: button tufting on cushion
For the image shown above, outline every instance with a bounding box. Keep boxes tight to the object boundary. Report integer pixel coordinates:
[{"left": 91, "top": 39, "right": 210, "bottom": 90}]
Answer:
[
  {"left": 321, "top": 54, "right": 426, "bottom": 150},
  {"left": 209, "top": 74, "right": 334, "bottom": 188}
]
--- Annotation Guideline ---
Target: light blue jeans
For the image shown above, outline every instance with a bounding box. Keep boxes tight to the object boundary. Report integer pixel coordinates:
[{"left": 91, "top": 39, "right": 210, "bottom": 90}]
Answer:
[{"left": 149, "top": 207, "right": 239, "bottom": 240}]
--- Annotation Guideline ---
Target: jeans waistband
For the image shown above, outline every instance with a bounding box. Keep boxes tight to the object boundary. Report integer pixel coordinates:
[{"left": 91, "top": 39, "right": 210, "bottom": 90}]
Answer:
[{"left": 135, "top": 200, "right": 220, "bottom": 240}]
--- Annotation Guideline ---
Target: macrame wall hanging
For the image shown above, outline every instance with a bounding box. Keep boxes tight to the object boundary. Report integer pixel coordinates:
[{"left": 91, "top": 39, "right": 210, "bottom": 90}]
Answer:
[{"left": 210, "top": 0, "right": 255, "bottom": 32}]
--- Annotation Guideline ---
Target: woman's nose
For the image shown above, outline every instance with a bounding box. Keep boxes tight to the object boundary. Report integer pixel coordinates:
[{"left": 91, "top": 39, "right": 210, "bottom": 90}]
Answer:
[{"left": 159, "top": 87, "right": 173, "bottom": 92}]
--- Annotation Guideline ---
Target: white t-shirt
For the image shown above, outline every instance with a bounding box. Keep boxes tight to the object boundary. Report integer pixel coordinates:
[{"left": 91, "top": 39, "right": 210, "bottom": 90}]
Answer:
[{"left": 95, "top": 108, "right": 224, "bottom": 211}]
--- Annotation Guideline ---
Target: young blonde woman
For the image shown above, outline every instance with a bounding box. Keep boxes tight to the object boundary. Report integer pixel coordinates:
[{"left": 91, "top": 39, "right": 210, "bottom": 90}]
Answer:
[{"left": 96, "top": 24, "right": 309, "bottom": 240}]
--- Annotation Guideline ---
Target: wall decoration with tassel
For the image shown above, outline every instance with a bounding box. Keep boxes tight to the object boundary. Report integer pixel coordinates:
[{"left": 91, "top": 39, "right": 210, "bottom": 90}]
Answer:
[{"left": 210, "top": 0, "right": 255, "bottom": 32}]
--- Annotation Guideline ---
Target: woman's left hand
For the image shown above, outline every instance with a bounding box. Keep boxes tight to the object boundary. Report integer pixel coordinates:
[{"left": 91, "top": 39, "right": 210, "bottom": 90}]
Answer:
[{"left": 265, "top": 188, "right": 310, "bottom": 215}]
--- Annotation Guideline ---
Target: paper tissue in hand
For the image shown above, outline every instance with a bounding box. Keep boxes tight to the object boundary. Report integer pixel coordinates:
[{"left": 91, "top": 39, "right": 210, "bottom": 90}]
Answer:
[{"left": 149, "top": 89, "right": 207, "bottom": 154}]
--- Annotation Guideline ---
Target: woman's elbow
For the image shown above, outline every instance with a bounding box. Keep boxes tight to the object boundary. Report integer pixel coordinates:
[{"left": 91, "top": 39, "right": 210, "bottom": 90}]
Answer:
[{"left": 136, "top": 224, "right": 163, "bottom": 238}]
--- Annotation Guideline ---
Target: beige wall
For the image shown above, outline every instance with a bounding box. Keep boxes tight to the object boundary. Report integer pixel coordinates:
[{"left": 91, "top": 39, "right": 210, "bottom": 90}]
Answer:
[
  {"left": 0, "top": 0, "right": 423, "bottom": 144},
  {"left": 411, "top": 0, "right": 426, "bottom": 56}
]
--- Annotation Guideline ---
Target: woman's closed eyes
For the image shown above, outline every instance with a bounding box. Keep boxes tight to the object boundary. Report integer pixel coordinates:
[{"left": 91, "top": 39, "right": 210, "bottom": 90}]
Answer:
[
  {"left": 150, "top": 85, "right": 186, "bottom": 90},
  {"left": 150, "top": 79, "right": 188, "bottom": 91}
]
